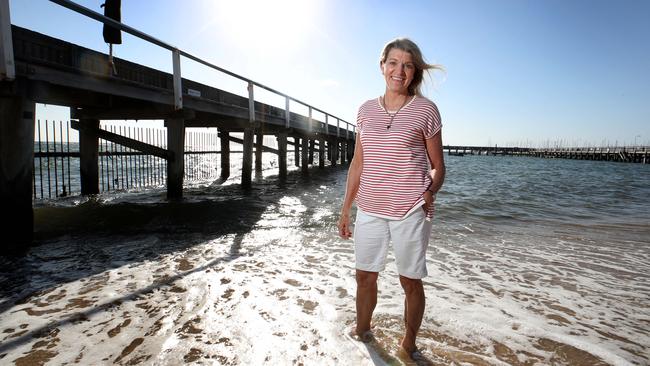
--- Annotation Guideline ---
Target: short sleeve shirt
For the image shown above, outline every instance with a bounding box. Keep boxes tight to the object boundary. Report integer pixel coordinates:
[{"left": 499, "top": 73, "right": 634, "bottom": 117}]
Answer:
[{"left": 355, "top": 95, "right": 442, "bottom": 219}]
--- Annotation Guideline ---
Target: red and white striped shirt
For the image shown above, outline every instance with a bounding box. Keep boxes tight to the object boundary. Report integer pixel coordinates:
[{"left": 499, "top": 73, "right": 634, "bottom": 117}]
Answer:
[{"left": 356, "top": 95, "right": 442, "bottom": 219}]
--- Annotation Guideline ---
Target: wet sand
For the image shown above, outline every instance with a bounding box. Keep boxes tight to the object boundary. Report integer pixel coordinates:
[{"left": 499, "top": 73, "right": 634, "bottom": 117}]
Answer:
[{"left": 1, "top": 162, "right": 649, "bottom": 365}]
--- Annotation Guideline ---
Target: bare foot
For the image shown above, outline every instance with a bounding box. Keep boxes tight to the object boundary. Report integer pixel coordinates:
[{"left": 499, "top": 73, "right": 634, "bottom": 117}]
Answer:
[
  {"left": 397, "top": 346, "right": 433, "bottom": 365},
  {"left": 348, "top": 326, "right": 375, "bottom": 343}
]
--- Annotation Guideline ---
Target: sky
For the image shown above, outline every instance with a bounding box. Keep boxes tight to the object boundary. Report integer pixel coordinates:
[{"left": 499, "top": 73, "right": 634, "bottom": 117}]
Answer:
[{"left": 7, "top": 0, "right": 650, "bottom": 147}]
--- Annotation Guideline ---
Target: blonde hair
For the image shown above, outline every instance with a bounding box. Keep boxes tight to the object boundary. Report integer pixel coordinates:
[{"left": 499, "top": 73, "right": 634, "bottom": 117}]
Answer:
[{"left": 380, "top": 38, "right": 444, "bottom": 96}]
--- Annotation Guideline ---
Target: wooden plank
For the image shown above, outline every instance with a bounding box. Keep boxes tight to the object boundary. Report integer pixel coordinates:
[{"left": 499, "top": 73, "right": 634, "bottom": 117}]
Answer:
[
  {"left": 71, "top": 120, "right": 172, "bottom": 160},
  {"left": 71, "top": 104, "right": 194, "bottom": 120},
  {"left": 219, "top": 133, "right": 279, "bottom": 154}
]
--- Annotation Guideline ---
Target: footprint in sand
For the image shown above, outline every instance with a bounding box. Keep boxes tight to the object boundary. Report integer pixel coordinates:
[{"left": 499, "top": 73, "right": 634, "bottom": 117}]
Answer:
[
  {"left": 113, "top": 337, "right": 145, "bottom": 364},
  {"left": 271, "top": 288, "right": 288, "bottom": 301},
  {"left": 222, "top": 288, "right": 235, "bottom": 300},
  {"left": 45, "top": 289, "right": 67, "bottom": 302},
  {"left": 177, "top": 318, "right": 203, "bottom": 339},
  {"left": 14, "top": 328, "right": 61, "bottom": 366},
  {"left": 297, "top": 299, "right": 318, "bottom": 314},
  {"left": 184, "top": 348, "right": 204, "bottom": 363},
  {"left": 169, "top": 285, "right": 187, "bottom": 293},
  {"left": 145, "top": 317, "right": 164, "bottom": 337},
  {"left": 259, "top": 311, "right": 276, "bottom": 321},
  {"left": 176, "top": 258, "right": 194, "bottom": 271},
  {"left": 284, "top": 279, "right": 301, "bottom": 287},
  {"left": 107, "top": 318, "right": 132, "bottom": 338}
]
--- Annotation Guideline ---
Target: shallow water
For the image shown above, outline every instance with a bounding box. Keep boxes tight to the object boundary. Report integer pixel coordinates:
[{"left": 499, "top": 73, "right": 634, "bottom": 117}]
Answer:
[{"left": 1, "top": 155, "right": 649, "bottom": 365}]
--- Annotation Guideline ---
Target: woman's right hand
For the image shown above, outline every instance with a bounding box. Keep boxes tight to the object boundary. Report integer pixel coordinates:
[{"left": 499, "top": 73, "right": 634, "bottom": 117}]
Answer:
[{"left": 338, "top": 212, "right": 352, "bottom": 239}]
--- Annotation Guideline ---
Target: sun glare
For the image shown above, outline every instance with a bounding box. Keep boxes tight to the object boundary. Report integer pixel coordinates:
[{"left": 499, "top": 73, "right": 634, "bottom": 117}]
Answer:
[{"left": 210, "top": 0, "right": 320, "bottom": 53}]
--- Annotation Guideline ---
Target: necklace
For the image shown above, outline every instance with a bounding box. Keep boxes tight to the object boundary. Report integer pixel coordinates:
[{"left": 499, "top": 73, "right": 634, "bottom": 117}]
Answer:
[{"left": 382, "top": 94, "right": 410, "bottom": 130}]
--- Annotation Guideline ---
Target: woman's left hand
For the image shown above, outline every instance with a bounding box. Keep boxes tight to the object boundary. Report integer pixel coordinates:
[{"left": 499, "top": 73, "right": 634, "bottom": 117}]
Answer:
[{"left": 423, "top": 190, "right": 435, "bottom": 213}]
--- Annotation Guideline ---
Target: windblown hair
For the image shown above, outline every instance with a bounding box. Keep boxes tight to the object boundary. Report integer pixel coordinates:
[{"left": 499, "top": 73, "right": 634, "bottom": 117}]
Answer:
[{"left": 380, "top": 38, "right": 444, "bottom": 96}]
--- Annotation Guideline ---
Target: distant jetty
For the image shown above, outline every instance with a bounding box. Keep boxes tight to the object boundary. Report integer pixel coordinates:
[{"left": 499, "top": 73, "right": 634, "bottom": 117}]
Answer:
[{"left": 444, "top": 146, "right": 648, "bottom": 164}]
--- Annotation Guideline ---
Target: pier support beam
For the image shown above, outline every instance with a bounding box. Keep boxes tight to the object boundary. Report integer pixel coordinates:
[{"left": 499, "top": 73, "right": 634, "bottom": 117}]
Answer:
[
  {"left": 277, "top": 132, "right": 287, "bottom": 181},
  {"left": 309, "top": 139, "right": 315, "bottom": 165},
  {"left": 0, "top": 96, "right": 34, "bottom": 254},
  {"left": 327, "top": 141, "right": 332, "bottom": 162},
  {"left": 166, "top": 118, "right": 185, "bottom": 198},
  {"left": 241, "top": 127, "right": 254, "bottom": 188},
  {"left": 301, "top": 137, "right": 309, "bottom": 174},
  {"left": 79, "top": 118, "right": 100, "bottom": 195},
  {"left": 255, "top": 131, "right": 263, "bottom": 174},
  {"left": 319, "top": 138, "right": 325, "bottom": 169},
  {"left": 331, "top": 140, "right": 339, "bottom": 167},
  {"left": 219, "top": 129, "right": 230, "bottom": 182},
  {"left": 346, "top": 141, "right": 353, "bottom": 163},
  {"left": 294, "top": 137, "right": 300, "bottom": 167}
]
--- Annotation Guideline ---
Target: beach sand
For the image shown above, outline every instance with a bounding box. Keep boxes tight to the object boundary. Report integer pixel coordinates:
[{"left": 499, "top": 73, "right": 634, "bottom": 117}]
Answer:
[{"left": 1, "top": 165, "right": 648, "bottom": 365}]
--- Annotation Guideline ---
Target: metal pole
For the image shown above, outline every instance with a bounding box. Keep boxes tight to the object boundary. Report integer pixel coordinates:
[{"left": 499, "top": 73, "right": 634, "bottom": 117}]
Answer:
[
  {"left": 308, "top": 106, "right": 312, "bottom": 133},
  {"left": 248, "top": 82, "right": 255, "bottom": 123},
  {"left": 336, "top": 118, "right": 340, "bottom": 138},
  {"left": 172, "top": 48, "right": 182, "bottom": 110},
  {"left": 285, "top": 97, "right": 290, "bottom": 128},
  {"left": 0, "top": 0, "right": 15, "bottom": 80}
]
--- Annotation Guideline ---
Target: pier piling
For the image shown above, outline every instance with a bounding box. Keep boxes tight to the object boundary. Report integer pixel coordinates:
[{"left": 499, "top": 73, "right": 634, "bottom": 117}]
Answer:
[
  {"left": 294, "top": 137, "right": 300, "bottom": 167},
  {"left": 319, "top": 138, "right": 325, "bottom": 169},
  {"left": 0, "top": 96, "right": 34, "bottom": 254},
  {"left": 166, "top": 118, "right": 185, "bottom": 198},
  {"left": 79, "top": 118, "right": 100, "bottom": 195},
  {"left": 309, "top": 139, "right": 315, "bottom": 165},
  {"left": 277, "top": 132, "right": 288, "bottom": 180},
  {"left": 301, "top": 137, "right": 309, "bottom": 175},
  {"left": 219, "top": 129, "right": 230, "bottom": 182},
  {"left": 255, "top": 131, "right": 263, "bottom": 174},
  {"left": 241, "top": 127, "right": 254, "bottom": 188}
]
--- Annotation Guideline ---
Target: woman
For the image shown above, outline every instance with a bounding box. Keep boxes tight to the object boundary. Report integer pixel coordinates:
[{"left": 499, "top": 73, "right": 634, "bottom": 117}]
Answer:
[{"left": 337, "top": 37, "right": 445, "bottom": 361}]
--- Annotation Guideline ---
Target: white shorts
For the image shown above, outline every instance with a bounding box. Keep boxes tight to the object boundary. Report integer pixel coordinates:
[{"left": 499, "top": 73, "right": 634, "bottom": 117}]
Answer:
[{"left": 353, "top": 207, "right": 433, "bottom": 279}]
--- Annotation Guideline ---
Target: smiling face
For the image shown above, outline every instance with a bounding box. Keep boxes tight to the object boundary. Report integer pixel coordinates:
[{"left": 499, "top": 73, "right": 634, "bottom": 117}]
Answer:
[{"left": 381, "top": 48, "right": 416, "bottom": 96}]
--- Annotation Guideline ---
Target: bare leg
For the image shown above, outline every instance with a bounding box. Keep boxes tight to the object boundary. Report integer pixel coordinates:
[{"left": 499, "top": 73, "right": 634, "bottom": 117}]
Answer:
[
  {"left": 399, "top": 275, "right": 425, "bottom": 353},
  {"left": 355, "top": 269, "right": 378, "bottom": 336}
]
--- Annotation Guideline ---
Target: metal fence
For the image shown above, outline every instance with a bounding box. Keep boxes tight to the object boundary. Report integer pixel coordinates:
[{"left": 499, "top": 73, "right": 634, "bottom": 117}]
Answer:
[{"left": 33, "top": 120, "right": 223, "bottom": 200}]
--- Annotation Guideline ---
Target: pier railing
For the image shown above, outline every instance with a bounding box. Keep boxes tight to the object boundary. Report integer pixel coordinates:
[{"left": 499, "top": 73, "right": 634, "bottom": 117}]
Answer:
[
  {"left": 33, "top": 120, "right": 299, "bottom": 200},
  {"left": 48, "top": 0, "right": 355, "bottom": 138}
]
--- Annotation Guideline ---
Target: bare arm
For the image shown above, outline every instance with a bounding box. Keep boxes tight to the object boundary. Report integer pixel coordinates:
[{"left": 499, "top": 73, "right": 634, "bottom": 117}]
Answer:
[
  {"left": 422, "top": 131, "right": 445, "bottom": 211},
  {"left": 338, "top": 133, "right": 363, "bottom": 239},
  {"left": 426, "top": 131, "right": 445, "bottom": 194}
]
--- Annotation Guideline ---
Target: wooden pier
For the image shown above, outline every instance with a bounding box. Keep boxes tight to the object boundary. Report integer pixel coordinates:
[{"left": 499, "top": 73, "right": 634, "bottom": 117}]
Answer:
[
  {"left": 530, "top": 146, "right": 648, "bottom": 164},
  {"left": 0, "top": 4, "right": 354, "bottom": 253},
  {"left": 443, "top": 145, "right": 648, "bottom": 164},
  {"left": 444, "top": 145, "right": 533, "bottom": 156}
]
